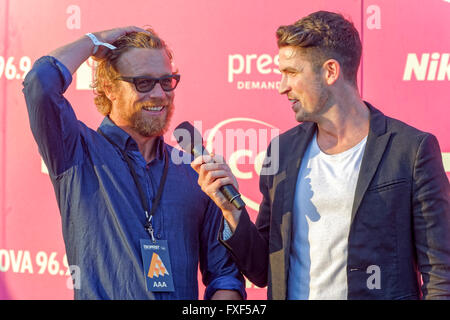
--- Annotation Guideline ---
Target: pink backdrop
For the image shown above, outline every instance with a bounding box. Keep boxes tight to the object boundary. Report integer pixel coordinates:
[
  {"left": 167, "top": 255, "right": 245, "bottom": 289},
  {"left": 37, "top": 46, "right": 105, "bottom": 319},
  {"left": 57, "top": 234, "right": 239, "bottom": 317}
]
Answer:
[{"left": 0, "top": 0, "right": 449, "bottom": 299}]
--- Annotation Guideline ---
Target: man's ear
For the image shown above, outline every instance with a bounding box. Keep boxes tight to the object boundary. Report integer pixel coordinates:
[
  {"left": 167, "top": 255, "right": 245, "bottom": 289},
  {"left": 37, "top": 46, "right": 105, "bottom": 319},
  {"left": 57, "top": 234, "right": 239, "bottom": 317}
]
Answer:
[
  {"left": 103, "top": 81, "right": 116, "bottom": 102},
  {"left": 322, "top": 59, "right": 340, "bottom": 85}
]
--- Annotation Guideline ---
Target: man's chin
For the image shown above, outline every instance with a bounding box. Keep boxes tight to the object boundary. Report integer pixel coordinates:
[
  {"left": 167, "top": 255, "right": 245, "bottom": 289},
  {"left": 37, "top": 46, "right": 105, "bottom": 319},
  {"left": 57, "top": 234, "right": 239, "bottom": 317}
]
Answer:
[
  {"left": 294, "top": 108, "right": 316, "bottom": 123},
  {"left": 132, "top": 106, "right": 174, "bottom": 137},
  {"left": 295, "top": 113, "right": 308, "bottom": 123},
  {"left": 135, "top": 123, "right": 168, "bottom": 137},
  {"left": 134, "top": 116, "right": 172, "bottom": 138}
]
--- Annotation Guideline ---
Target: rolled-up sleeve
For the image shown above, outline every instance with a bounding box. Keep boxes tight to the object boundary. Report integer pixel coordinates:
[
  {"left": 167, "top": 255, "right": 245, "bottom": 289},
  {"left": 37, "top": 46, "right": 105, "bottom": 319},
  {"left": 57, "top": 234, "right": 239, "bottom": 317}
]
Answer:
[
  {"left": 199, "top": 199, "right": 247, "bottom": 300},
  {"left": 22, "top": 56, "right": 84, "bottom": 177}
]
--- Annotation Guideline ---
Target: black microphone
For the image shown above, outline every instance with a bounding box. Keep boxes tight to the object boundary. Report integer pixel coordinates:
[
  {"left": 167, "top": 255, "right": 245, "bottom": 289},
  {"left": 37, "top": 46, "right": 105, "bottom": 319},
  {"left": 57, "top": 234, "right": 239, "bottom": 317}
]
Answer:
[{"left": 173, "top": 121, "right": 246, "bottom": 210}]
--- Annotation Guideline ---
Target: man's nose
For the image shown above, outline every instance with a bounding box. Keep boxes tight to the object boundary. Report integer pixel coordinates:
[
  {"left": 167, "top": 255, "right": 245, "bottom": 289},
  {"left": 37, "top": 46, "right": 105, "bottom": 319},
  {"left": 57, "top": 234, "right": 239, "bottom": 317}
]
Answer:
[
  {"left": 148, "top": 82, "right": 168, "bottom": 99},
  {"left": 278, "top": 75, "right": 290, "bottom": 95}
]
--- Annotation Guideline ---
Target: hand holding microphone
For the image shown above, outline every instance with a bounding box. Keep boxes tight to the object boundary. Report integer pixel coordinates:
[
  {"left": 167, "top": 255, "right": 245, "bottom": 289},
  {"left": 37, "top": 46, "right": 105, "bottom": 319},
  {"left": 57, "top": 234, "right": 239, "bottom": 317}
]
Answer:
[{"left": 174, "top": 122, "right": 245, "bottom": 230}]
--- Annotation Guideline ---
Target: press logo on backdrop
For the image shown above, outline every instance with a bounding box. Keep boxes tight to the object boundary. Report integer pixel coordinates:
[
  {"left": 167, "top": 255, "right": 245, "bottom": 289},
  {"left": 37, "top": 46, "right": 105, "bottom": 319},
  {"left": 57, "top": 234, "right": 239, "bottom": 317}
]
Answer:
[
  {"left": 228, "top": 53, "right": 281, "bottom": 90},
  {"left": 403, "top": 53, "right": 450, "bottom": 81}
]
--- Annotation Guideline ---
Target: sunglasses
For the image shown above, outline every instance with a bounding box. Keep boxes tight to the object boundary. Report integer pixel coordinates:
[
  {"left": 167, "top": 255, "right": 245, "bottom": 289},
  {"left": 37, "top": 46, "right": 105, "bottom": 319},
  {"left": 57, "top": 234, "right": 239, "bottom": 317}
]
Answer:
[{"left": 116, "top": 74, "right": 181, "bottom": 93}]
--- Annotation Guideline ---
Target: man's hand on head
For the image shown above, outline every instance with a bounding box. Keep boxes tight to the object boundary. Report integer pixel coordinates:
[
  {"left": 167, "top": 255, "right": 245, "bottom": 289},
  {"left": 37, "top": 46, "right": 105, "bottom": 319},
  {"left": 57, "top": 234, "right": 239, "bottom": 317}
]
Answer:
[
  {"left": 90, "top": 26, "right": 152, "bottom": 59},
  {"left": 48, "top": 26, "right": 152, "bottom": 75}
]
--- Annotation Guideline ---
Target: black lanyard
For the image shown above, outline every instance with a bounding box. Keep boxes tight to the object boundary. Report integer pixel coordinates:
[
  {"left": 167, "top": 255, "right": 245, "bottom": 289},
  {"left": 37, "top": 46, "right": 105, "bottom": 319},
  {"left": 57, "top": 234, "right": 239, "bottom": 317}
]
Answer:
[{"left": 98, "top": 129, "right": 169, "bottom": 242}]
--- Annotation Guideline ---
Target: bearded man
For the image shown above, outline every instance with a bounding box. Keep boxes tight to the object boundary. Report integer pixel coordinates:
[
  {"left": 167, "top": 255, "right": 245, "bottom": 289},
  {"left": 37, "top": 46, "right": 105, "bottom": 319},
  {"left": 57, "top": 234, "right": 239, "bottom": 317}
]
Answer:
[{"left": 22, "top": 26, "right": 245, "bottom": 300}]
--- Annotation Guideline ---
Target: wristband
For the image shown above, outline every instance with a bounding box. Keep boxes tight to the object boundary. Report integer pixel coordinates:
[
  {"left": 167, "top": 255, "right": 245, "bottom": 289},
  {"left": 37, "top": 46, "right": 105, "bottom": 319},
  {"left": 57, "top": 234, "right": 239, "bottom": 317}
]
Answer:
[{"left": 85, "top": 33, "right": 117, "bottom": 55}]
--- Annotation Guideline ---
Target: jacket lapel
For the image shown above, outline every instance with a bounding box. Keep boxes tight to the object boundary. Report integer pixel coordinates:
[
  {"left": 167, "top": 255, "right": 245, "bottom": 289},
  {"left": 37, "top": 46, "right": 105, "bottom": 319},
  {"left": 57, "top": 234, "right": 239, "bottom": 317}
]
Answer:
[
  {"left": 350, "top": 103, "right": 391, "bottom": 223},
  {"left": 270, "top": 122, "right": 316, "bottom": 300},
  {"left": 284, "top": 122, "right": 317, "bottom": 215}
]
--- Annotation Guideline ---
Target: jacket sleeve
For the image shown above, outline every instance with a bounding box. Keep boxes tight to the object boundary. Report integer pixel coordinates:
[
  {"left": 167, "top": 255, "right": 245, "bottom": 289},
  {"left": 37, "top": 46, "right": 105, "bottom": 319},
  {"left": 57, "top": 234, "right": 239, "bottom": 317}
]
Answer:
[
  {"left": 199, "top": 199, "right": 247, "bottom": 300},
  {"left": 412, "top": 133, "right": 450, "bottom": 299},
  {"left": 219, "top": 147, "right": 274, "bottom": 288},
  {"left": 22, "top": 56, "right": 84, "bottom": 177}
]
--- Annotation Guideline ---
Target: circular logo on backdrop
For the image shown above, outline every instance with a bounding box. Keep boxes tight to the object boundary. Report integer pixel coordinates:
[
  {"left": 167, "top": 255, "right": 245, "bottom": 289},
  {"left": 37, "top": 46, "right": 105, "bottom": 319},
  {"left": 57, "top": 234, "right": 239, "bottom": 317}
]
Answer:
[{"left": 205, "top": 118, "right": 280, "bottom": 213}]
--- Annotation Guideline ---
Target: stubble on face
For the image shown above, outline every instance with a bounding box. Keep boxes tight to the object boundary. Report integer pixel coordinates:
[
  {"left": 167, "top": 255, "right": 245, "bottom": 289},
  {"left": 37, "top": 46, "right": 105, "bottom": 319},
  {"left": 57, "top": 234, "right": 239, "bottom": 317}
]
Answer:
[{"left": 295, "top": 77, "right": 331, "bottom": 123}]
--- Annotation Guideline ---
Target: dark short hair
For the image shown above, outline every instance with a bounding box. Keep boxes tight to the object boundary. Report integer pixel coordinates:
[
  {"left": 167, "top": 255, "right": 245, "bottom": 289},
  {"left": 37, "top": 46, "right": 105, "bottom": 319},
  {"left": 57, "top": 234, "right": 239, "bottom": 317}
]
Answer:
[{"left": 276, "top": 11, "right": 362, "bottom": 86}]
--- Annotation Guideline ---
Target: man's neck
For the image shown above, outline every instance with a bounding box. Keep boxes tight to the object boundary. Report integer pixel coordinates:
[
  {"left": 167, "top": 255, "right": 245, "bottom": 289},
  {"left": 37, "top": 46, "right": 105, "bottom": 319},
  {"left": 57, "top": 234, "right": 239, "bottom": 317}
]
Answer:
[
  {"left": 108, "top": 114, "right": 160, "bottom": 163},
  {"left": 116, "top": 124, "right": 158, "bottom": 163},
  {"left": 129, "top": 130, "right": 159, "bottom": 163},
  {"left": 315, "top": 94, "right": 370, "bottom": 155}
]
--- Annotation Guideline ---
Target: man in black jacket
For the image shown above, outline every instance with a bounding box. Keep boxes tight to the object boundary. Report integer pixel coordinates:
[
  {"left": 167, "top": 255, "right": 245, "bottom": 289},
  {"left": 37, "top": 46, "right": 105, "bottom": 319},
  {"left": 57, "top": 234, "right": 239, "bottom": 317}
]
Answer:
[{"left": 192, "top": 11, "right": 450, "bottom": 299}]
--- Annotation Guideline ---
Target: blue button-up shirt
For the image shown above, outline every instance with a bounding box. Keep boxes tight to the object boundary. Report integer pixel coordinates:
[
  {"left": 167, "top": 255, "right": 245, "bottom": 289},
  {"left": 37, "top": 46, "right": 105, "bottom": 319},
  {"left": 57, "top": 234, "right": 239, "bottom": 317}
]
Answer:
[{"left": 22, "top": 56, "right": 246, "bottom": 300}]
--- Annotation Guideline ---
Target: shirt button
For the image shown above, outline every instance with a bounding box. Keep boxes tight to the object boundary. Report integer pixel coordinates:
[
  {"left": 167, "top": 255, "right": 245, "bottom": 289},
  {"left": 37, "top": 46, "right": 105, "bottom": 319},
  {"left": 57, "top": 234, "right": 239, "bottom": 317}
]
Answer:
[{"left": 157, "top": 234, "right": 161, "bottom": 239}]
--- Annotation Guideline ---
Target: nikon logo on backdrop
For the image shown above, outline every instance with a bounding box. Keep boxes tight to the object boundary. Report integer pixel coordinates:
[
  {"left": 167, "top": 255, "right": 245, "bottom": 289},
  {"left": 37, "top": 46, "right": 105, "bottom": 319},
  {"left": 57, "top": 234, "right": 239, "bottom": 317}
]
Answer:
[{"left": 403, "top": 53, "right": 450, "bottom": 81}]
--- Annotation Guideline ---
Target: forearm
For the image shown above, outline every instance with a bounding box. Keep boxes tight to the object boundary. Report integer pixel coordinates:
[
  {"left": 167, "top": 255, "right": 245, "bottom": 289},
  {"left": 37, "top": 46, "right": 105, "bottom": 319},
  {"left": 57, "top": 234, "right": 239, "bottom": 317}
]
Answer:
[
  {"left": 48, "top": 35, "right": 94, "bottom": 75},
  {"left": 199, "top": 200, "right": 247, "bottom": 300},
  {"left": 220, "top": 208, "right": 269, "bottom": 288},
  {"left": 48, "top": 26, "right": 151, "bottom": 75}
]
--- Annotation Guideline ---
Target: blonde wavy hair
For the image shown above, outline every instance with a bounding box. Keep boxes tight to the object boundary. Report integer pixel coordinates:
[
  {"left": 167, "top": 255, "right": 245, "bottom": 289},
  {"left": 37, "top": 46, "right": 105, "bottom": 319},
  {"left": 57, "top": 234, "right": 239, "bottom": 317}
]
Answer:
[{"left": 92, "top": 28, "right": 174, "bottom": 115}]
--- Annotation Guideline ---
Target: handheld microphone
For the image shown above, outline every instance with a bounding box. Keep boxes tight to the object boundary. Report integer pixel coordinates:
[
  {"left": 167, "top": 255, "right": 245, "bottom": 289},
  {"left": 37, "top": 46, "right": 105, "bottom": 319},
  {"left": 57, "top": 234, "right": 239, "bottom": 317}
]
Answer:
[{"left": 173, "top": 121, "right": 246, "bottom": 210}]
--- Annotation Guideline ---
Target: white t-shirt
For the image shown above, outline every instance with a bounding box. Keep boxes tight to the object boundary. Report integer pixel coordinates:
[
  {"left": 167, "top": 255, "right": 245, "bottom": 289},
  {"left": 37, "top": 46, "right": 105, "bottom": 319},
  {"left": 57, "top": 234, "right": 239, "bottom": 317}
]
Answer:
[{"left": 287, "top": 133, "right": 367, "bottom": 300}]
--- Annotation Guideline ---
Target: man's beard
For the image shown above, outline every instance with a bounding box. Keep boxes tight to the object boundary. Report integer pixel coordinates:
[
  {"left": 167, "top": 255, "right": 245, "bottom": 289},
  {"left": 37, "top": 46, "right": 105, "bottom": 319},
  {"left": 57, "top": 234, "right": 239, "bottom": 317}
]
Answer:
[{"left": 129, "top": 103, "right": 175, "bottom": 137}]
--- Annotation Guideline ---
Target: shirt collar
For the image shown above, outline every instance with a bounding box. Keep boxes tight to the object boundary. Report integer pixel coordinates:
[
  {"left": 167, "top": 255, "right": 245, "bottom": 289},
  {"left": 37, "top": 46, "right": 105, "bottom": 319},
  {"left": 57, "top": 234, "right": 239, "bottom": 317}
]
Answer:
[{"left": 98, "top": 116, "right": 165, "bottom": 161}]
